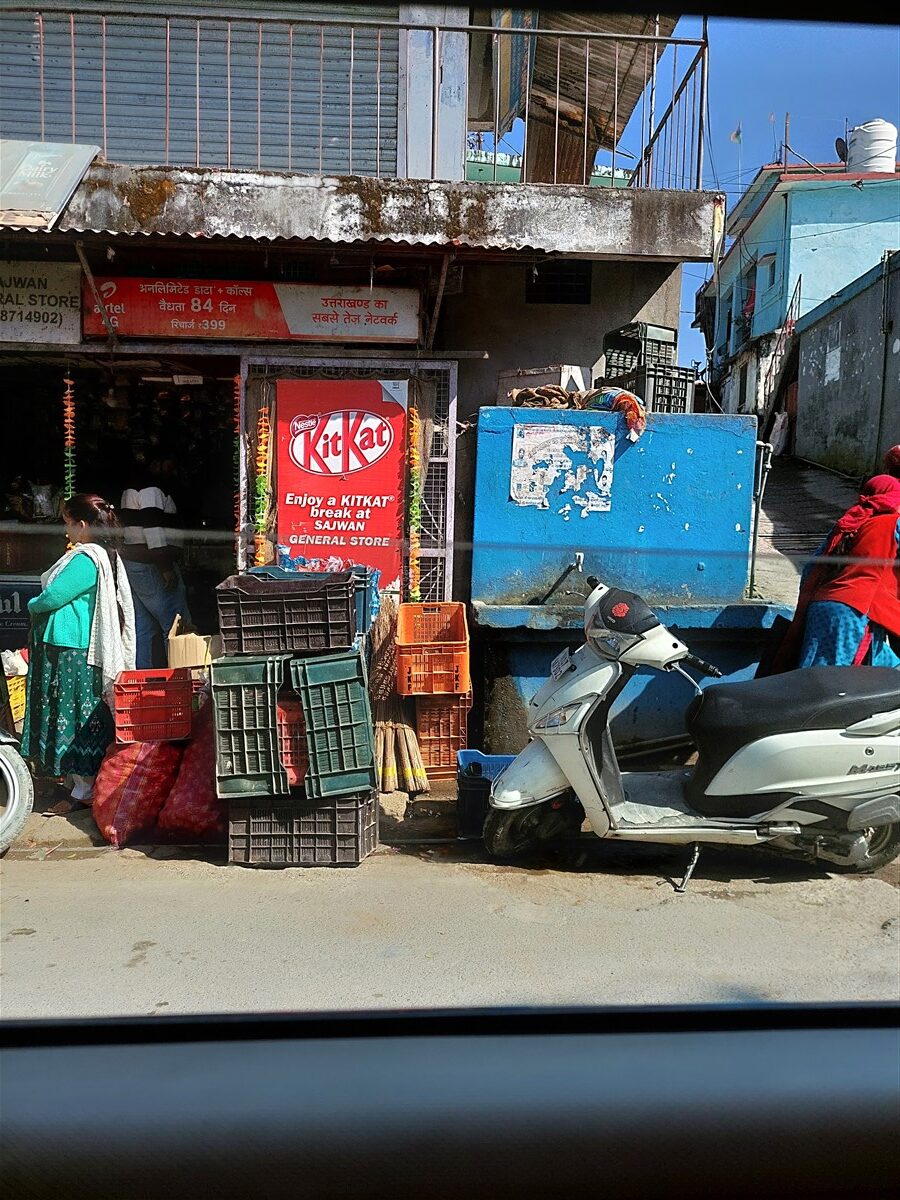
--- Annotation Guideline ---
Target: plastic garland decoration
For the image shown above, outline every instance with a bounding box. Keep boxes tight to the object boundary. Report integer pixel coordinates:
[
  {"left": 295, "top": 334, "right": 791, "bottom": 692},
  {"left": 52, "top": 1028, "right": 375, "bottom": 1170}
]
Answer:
[
  {"left": 407, "top": 404, "right": 422, "bottom": 601},
  {"left": 254, "top": 404, "right": 271, "bottom": 566},
  {"left": 233, "top": 374, "right": 242, "bottom": 550},
  {"left": 62, "top": 375, "right": 76, "bottom": 500}
]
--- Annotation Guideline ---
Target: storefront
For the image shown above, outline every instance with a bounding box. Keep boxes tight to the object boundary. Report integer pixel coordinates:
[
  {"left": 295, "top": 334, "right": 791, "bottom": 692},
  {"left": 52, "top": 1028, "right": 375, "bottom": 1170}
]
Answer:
[{"left": 0, "top": 254, "right": 458, "bottom": 635}]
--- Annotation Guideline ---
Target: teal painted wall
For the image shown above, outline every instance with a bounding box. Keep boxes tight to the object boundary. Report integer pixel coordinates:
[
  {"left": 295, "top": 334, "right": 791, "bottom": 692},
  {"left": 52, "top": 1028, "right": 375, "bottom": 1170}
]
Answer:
[{"left": 709, "top": 175, "right": 900, "bottom": 370}]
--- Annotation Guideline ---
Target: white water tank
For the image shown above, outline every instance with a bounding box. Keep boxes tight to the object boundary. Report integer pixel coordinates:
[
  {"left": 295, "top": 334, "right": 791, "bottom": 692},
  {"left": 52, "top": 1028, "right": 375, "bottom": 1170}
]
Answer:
[{"left": 846, "top": 119, "right": 898, "bottom": 173}]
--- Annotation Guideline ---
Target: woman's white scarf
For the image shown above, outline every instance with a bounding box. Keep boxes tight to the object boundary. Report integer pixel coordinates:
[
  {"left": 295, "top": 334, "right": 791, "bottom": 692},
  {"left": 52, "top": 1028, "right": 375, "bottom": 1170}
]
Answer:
[{"left": 42, "top": 543, "right": 136, "bottom": 698}]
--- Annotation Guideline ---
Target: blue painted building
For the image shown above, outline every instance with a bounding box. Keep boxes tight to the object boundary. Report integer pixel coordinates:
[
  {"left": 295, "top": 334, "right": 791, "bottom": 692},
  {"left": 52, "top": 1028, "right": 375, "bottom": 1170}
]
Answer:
[
  {"left": 695, "top": 161, "right": 900, "bottom": 416},
  {"left": 470, "top": 408, "right": 789, "bottom": 753}
]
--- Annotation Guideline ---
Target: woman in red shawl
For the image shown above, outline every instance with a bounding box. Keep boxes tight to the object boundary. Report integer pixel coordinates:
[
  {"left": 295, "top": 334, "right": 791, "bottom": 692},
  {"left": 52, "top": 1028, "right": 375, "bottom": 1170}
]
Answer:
[{"left": 772, "top": 474, "right": 900, "bottom": 671}]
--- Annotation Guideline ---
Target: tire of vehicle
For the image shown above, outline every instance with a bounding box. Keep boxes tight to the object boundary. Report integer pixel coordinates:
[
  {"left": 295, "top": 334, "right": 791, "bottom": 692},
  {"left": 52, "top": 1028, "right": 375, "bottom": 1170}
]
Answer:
[
  {"left": 483, "top": 806, "right": 550, "bottom": 860},
  {"left": 826, "top": 822, "right": 900, "bottom": 874},
  {"left": 0, "top": 743, "right": 34, "bottom": 856}
]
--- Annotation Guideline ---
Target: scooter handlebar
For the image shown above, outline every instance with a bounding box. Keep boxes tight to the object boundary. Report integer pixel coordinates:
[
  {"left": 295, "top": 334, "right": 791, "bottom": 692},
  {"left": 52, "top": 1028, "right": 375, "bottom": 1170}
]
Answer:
[{"left": 684, "top": 653, "right": 723, "bottom": 679}]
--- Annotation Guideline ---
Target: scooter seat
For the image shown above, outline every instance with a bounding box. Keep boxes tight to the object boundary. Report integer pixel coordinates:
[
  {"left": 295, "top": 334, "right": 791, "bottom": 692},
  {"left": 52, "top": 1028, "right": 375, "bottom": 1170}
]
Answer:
[{"left": 685, "top": 667, "right": 899, "bottom": 815}]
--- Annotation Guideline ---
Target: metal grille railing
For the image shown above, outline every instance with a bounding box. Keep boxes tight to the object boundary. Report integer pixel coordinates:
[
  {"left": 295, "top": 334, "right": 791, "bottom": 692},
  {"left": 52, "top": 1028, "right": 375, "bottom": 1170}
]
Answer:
[{"left": 0, "top": 7, "right": 708, "bottom": 190}]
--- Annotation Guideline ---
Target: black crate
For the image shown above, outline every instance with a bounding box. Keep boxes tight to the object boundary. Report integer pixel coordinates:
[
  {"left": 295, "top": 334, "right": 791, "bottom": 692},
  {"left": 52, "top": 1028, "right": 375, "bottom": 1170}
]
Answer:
[
  {"left": 228, "top": 789, "right": 379, "bottom": 867},
  {"left": 603, "top": 322, "right": 677, "bottom": 379},
  {"left": 456, "top": 751, "right": 515, "bottom": 840},
  {"left": 615, "top": 364, "right": 696, "bottom": 414},
  {"left": 216, "top": 572, "right": 355, "bottom": 656}
]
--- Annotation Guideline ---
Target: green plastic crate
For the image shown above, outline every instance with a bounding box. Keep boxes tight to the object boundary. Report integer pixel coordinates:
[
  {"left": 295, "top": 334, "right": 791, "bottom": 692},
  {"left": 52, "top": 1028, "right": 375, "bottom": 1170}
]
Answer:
[
  {"left": 289, "top": 651, "right": 376, "bottom": 801},
  {"left": 211, "top": 655, "right": 290, "bottom": 798}
]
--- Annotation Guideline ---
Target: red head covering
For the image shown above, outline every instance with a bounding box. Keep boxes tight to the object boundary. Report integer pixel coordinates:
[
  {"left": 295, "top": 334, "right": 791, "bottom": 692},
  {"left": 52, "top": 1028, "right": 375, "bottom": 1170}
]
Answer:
[
  {"left": 884, "top": 445, "right": 900, "bottom": 478},
  {"left": 832, "top": 474, "right": 900, "bottom": 540}
]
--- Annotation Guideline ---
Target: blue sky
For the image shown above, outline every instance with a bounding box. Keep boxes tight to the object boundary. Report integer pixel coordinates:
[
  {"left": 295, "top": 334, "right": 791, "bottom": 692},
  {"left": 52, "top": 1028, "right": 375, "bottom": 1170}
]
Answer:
[{"left": 669, "top": 17, "right": 900, "bottom": 366}]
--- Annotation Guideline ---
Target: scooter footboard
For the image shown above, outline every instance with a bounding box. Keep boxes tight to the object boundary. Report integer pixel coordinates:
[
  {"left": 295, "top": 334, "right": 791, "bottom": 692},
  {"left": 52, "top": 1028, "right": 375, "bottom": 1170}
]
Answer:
[{"left": 490, "top": 740, "right": 570, "bottom": 810}]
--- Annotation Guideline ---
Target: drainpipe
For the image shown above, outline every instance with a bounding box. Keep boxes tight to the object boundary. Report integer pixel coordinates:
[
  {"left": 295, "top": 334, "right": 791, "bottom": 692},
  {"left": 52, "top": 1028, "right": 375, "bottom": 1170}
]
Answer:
[{"left": 873, "top": 250, "right": 894, "bottom": 472}]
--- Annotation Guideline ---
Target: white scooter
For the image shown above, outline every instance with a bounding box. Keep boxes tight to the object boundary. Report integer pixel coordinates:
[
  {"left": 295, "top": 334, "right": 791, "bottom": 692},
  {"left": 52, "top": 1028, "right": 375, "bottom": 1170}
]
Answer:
[{"left": 487, "top": 578, "right": 900, "bottom": 887}]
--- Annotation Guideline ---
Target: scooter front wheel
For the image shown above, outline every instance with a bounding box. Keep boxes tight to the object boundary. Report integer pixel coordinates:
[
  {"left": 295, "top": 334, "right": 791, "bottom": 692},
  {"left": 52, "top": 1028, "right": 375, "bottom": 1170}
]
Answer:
[{"left": 483, "top": 807, "right": 551, "bottom": 859}]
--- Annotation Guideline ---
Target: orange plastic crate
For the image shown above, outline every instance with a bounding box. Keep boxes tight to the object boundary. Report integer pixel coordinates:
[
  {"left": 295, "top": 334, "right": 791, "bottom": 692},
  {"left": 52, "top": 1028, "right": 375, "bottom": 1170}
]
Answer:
[
  {"left": 276, "top": 693, "right": 309, "bottom": 787},
  {"left": 415, "top": 692, "right": 472, "bottom": 779},
  {"left": 113, "top": 668, "right": 194, "bottom": 743},
  {"left": 396, "top": 603, "right": 470, "bottom": 695}
]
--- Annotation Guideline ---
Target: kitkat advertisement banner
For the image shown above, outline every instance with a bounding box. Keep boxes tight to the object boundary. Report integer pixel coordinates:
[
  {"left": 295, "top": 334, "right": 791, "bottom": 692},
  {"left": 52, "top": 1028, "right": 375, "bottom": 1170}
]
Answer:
[{"left": 276, "top": 380, "right": 408, "bottom": 589}]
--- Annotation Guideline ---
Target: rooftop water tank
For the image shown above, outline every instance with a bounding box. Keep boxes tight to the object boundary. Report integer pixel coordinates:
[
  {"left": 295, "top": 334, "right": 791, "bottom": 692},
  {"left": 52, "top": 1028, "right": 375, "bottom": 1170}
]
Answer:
[{"left": 846, "top": 119, "right": 898, "bottom": 174}]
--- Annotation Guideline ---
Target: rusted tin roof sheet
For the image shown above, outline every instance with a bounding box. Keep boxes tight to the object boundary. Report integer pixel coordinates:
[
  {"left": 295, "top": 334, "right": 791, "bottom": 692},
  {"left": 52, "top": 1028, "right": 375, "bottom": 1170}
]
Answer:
[{"left": 52, "top": 162, "right": 721, "bottom": 261}]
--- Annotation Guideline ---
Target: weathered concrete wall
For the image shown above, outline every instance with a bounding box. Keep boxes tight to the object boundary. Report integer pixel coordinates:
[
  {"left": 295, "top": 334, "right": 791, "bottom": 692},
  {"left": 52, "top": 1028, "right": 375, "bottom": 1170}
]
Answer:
[
  {"left": 796, "top": 255, "right": 900, "bottom": 477},
  {"left": 60, "top": 162, "right": 723, "bottom": 259},
  {"left": 435, "top": 259, "right": 683, "bottom": 598}
]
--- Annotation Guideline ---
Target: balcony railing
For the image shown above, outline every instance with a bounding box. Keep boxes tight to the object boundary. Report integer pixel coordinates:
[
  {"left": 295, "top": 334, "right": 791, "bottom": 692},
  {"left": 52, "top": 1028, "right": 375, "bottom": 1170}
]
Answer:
[{"left": 0, "top": 7, "right": 707, "bottom": 190}]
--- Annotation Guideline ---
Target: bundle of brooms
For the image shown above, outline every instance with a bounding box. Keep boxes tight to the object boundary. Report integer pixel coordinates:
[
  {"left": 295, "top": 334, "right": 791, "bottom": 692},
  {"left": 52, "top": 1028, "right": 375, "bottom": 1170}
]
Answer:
[{"left": 368, "top": 594, "right": 429, "bottom": 795}]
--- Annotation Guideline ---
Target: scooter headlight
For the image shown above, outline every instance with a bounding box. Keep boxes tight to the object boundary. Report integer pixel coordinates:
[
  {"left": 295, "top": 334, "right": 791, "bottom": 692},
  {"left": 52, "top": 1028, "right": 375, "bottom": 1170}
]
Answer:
[
  {"left": 534, "top": 702, "right": 582, "bottom": 731},
  {"left": 588, "top": 627, "right": 642, "bottom": 658}
]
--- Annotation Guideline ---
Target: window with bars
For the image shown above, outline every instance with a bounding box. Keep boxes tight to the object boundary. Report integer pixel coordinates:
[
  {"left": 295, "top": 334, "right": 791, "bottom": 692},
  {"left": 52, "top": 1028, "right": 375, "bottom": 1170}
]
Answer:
[{"left": 525, "top": 260, "right": 592, "bottom": 305}]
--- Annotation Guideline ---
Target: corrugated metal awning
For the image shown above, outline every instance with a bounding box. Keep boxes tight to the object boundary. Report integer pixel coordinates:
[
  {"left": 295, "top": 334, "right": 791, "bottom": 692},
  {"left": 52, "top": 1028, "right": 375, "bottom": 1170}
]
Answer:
[{"left": 39, "top": 160, "right": 721, "bottom": 262}]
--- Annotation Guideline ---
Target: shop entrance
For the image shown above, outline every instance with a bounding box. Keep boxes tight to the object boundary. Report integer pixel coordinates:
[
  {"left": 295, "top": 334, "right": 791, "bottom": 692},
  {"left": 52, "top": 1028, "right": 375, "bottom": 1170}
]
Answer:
[{"left": 0, "top": 355, "right": 237, "bottom": 638}]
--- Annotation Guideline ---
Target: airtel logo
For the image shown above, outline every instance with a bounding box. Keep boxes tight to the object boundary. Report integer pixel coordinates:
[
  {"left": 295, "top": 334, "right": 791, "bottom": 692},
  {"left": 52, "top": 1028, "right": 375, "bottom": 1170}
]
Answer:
[{"left": 289, "top": 410, "right": 394, "bottom": 475}]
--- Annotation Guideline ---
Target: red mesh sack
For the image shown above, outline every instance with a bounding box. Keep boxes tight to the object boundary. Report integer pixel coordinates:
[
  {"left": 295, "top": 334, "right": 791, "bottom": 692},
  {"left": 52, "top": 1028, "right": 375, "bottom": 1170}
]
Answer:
[
  {"left": 157, "top": 703, "right": 225, "bottom": 839},
  {"left": 92, "top": 741, "right": 184, "bottom": 848}
]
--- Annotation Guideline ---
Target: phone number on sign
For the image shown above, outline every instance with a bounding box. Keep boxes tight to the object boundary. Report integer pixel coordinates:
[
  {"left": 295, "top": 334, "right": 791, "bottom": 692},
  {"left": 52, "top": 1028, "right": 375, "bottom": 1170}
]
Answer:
[{"left": 0, "top": 309, "right": 64, "bottom": 325}]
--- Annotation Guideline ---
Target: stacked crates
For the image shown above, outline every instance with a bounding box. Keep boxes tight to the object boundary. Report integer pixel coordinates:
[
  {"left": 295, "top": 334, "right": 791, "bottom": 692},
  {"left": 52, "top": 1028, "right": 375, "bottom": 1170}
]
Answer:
[
  {"left": 601, "top": 322, "right": 695, "bottom": 415},
  {"left": 396, "top": 603, "right": 471, "bottom": 781},
  {"left": 212, "top": 570, "right": 378, "bottom": 867}
]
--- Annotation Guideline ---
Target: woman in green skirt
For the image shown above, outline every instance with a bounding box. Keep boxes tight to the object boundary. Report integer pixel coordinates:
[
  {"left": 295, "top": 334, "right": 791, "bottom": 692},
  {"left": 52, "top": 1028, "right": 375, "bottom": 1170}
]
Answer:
[{"left": 22, "top": 493, "right": 136, "bottom": 802}]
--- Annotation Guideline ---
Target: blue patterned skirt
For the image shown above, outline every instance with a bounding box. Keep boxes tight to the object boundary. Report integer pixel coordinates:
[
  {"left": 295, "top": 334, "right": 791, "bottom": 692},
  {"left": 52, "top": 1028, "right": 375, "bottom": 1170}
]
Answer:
[{"left": 798, "top": 601, "right": 900, "bottom": 669}]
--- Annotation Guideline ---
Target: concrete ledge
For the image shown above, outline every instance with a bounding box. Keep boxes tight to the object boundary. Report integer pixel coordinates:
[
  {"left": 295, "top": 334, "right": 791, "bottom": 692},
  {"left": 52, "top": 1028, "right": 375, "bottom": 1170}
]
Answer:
[
  {"left": 471, "top": 600, "right": 793, "bottom": 633},
  {"left": 60, "top": 162, "right": 723, "bottom": 260}
]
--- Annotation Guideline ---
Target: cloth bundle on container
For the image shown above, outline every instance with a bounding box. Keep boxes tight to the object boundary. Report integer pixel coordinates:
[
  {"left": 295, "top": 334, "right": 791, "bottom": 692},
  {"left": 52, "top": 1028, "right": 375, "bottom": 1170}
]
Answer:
[{"left": 509, "top": 385, "right": 647, "bottom": 442}]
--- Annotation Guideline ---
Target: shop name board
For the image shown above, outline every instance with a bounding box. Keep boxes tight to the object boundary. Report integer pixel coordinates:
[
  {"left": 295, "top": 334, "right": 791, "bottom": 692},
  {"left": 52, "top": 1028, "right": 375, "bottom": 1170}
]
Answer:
[
  {"left": 82, "top": 277, "right": 420, "bottom": 343},
  {"left": 0, "top": 260, "right": 81, "bottom": 343},
  {"left": 0, "top": 575, "right": 41, "bottom": 649}
]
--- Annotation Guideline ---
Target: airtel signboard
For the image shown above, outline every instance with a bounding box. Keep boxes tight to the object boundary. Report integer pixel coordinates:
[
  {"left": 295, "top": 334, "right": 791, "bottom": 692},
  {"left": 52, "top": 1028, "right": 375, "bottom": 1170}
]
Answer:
[{"left": 276, "top": 379, "right": 408, "bottom": 589}]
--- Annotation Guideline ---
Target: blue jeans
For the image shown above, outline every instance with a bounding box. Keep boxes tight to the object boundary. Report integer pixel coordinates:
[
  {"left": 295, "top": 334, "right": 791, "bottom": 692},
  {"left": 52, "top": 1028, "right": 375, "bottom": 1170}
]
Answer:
[{"left": 122, "top": 560, "right": 191, "bottom": 670}]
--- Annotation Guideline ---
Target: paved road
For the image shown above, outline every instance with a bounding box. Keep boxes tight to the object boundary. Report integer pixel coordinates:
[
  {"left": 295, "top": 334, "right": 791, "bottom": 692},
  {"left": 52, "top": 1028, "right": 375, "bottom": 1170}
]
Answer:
[{"left": 2, "top": 841, "right": 898, "bottom": 1018}]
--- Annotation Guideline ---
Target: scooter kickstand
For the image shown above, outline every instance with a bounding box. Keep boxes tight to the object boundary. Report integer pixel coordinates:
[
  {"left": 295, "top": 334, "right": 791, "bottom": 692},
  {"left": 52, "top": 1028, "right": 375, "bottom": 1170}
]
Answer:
[{"left": 674, "top": 843, "right": 701, "bottom": 894}]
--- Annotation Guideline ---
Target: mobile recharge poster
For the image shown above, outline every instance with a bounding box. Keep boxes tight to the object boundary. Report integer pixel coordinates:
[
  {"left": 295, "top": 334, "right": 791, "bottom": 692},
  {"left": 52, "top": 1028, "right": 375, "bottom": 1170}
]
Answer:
[{"left": 276, "top": 380, "right": 408, "bottom": 589}]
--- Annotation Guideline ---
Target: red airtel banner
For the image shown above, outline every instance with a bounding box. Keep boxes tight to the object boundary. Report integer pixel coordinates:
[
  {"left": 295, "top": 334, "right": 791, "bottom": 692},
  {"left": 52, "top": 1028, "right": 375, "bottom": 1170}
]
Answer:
[
  {"left": 82, "top": 277, "right": 420, "bottom": 342},
  {"left": 276, "top": 380, "right": 408, "bottom": 589}
]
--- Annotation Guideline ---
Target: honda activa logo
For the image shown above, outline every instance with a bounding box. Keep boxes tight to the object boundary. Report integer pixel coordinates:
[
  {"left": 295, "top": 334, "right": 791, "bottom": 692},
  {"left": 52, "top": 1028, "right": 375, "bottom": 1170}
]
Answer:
[{"left": 289, "top": 410, "right": 393, "bottom": 475}]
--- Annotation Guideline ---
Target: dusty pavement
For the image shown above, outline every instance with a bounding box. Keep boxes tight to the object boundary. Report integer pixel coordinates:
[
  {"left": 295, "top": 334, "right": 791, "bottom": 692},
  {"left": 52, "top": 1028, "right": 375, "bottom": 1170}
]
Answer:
[{"left": 3, "top": 832, "right": 898, "bottom": 1018}]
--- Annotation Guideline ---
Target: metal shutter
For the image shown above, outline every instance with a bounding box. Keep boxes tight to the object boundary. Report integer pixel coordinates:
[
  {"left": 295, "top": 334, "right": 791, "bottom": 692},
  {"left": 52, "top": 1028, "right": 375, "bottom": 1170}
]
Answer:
[{"left": 0, "top": 4, "right": 399, "bottom": 176}]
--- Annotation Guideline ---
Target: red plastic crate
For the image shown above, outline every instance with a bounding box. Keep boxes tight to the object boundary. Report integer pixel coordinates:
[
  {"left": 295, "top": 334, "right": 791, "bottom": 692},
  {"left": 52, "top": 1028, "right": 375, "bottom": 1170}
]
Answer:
[
  {"left": 113, "top": 669, "right": 194, "bottom": 743},
  {"left": 396, "top": 603, "right": 470, "bottom": 695},
  {"left": 276, "top": 693, "right": 309, "bottom": 787},
  {"left": 415, "top": 692, "right": 472, "bottom": 779}
]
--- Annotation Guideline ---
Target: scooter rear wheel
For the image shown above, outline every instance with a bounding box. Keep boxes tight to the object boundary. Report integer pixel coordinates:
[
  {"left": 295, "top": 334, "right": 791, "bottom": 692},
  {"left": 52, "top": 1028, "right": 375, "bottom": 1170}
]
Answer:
[{"left": 825, "top": 822, "right": 900, "bottom": 874}]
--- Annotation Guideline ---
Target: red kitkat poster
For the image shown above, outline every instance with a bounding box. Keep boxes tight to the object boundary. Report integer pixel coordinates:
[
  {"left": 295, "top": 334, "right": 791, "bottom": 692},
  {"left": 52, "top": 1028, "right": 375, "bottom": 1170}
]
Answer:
[{"left": 276, "top": 380, "right": 408, "bottom": 589}]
